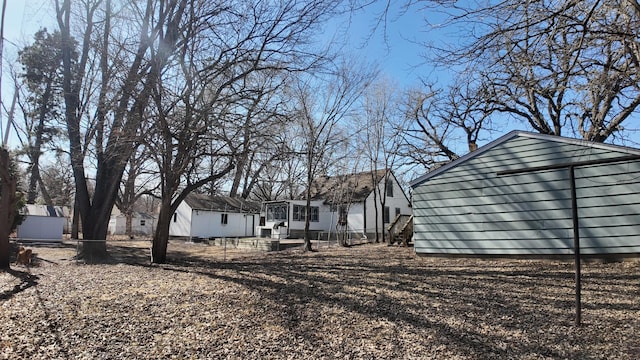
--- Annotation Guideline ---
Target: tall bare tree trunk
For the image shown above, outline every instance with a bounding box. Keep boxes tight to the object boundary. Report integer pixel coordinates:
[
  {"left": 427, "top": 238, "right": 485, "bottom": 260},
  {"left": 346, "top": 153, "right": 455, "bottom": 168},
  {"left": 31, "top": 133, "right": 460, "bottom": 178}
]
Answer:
[
  {"left": 303, "top": 149, "right": 313, "bottom": 252},
  {"left": 0, "top": 148, "right": 18, "bottom": 269},
  {"left": 152, "top": 199, "right": 172, "bottom": 263}
]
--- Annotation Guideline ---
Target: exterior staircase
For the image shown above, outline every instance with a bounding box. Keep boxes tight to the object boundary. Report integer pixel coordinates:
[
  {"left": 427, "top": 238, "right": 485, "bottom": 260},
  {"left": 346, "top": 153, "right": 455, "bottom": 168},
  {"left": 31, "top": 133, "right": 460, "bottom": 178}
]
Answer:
[{"left": 387, "top": 214, "right": 413, "bottom": 246}]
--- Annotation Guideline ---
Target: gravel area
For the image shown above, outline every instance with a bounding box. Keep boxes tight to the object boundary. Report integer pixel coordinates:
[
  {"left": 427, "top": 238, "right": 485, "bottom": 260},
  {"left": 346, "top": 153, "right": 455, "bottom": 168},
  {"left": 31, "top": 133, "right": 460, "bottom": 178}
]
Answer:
[{"left": 1, "top": 240, "right": 639, "bottom": 359}]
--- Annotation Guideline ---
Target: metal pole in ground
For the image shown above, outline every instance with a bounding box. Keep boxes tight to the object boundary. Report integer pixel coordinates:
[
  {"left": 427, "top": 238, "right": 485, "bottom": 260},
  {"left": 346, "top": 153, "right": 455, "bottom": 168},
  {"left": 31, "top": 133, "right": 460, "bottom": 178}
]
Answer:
[
  {"left": 569, "top": 166, "right": 582, "bottom": 326},
  {"left": 223, "top": 237, "right": 226, "bottom": 262}
]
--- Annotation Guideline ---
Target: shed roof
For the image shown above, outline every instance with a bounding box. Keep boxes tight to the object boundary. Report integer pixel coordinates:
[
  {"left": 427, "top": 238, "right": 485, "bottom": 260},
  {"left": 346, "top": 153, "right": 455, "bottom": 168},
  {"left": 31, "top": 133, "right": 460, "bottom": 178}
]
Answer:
[
  {"left": 306, "top": 169, "right": 388, "bottom": 204},
  {"left": 184, "top": 193, "right": 261, "bottom": 213},
  {"left": 112, "top": 211, "right": 156, "bottom": 220},
  {"left": 21, "top": 204, "right": 66, "bottom": 217},
  {"left": 409, "top": 130, "right": 640, "bottom": 188}
]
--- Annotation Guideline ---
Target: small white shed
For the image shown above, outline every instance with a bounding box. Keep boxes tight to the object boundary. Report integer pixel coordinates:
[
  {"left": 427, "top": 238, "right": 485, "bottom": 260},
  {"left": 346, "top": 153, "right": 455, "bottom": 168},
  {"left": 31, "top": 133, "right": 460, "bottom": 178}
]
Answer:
[
  {"left": 169, "top": 194, "right": 261, "bottom": 240},
  {"left": 17, "top": 205, "right": 65, "bottom": 241},
  {"left": 108, "top": 209, "right": 156, "bottom": 236}
]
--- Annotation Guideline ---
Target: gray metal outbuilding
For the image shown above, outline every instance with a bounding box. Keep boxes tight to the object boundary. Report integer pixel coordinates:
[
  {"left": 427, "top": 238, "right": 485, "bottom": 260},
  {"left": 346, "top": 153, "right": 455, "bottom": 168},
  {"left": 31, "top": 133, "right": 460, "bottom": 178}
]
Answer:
[
  {"left": 17, "top": 204, "right": 66, "bottom": 241},
  {"left": 409, "top": 131, "right": 640, "bottom": 256}
]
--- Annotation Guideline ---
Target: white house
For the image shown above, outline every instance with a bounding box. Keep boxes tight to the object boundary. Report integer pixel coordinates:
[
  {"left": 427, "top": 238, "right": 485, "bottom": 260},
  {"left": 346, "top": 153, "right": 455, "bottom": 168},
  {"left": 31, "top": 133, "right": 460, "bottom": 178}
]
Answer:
[
  {"left": 258, "top": 199, "right": 330, "bottom": 239},
  {"left": 17, "top": 204, "right": 65, "bottom": 241},
  {"left": 257, "top": 169, "right": 412, "bottom": 240},
  {"left": 169, "top": 193, "right": 261, "bottom": 240},
  {"left": 410, "top": 131, "right": 640, "bottom": 257},
  {"left": 108, "top": 208, "right": 156, "bottom": 236}
]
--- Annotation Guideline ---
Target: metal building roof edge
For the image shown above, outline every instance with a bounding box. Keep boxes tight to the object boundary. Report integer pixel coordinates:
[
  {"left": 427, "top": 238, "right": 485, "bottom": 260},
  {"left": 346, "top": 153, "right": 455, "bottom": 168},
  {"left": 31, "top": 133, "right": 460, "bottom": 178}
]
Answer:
[{"left": 408, "top": 130, "right": 640, "bottom": 188}]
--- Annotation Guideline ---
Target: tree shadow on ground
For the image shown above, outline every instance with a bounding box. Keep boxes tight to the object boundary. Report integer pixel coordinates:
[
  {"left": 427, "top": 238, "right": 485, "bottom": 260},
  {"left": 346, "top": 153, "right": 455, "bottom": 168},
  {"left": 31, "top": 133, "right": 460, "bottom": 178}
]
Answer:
[
  {"left": 62, "top": 241, "right": 639, "bottom": 358},
  {"left": 106, "top": 243, "right": 153, "bottom": 265},
  {"left": 0, "top": 268, "right": 39, "bottom": 301},
  {"left": 151, "top": 250, "right": 603, "bottom": 359}
]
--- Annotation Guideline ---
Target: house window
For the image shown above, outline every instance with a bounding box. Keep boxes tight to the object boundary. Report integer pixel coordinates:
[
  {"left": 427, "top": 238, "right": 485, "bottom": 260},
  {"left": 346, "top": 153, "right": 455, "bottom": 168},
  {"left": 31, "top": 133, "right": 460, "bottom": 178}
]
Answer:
[
  {"left": 383, "top": 206, "right": 390, "bottom": 223},
  {"left": 221, "top": 213, "right": 228, "bottom": 225},
  {"left": 338, "top": 205, "right": 348, "bottom": 225},
  {"left": 293, "top": 205, "right": 304, "bottom": 221},
  {"left": 386, "top": 179, "right": 394, "bottom": 197},
  {"left": 292, "top": 205, "right": 319, "bottom": 222},
  {"left": 266, "top": 204, "right": 287, "bottom": 221},
  {"left": 173, "top": 213, "right": 177, "bottom": 222},
  {"left": 140, "top": 219, "right": 146, "bottom": 226},
  {"left": 395, "top": 207, "right": 401, "bottom": 217}
]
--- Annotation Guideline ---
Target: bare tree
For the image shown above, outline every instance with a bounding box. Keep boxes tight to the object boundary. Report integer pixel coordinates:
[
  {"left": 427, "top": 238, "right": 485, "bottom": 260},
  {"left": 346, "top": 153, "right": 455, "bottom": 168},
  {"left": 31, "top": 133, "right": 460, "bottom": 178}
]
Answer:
[
  {"left": 114, "top": 144, "right": 158, "bottom": 238},
  {"left": 359, "top": 78, "right": 402, "bottom": 243},
  {"left": 415, "top": 0, "right": 640, "bottom": 142},
  {"left": 226, "top": 71, "right": 290, "bottom": 199},
  {"left": 55, "top": 0, "right": 189, "bottom": 260},
  {"left": 251, "top": 139, "right": 306, "bottom": 201},
  {"left": 395, "top": 76, "right": 493, "bottom": 174},
  {"left": 147, "top": 0, "right": 342, "bottom": 263},
  {"left": 395, "top": 86, "right": 457, "bottom": 172},
  {"left": 290, "top": 60, "right": 374, "bottom": 251}
]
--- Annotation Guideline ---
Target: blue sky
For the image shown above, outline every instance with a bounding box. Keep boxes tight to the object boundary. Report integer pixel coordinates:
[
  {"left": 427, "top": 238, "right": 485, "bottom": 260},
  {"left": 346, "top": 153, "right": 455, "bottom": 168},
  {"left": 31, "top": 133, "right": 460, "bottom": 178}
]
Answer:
[
  {"left": 2, "top": 1, "right": 51, "bottom": 50},
  {"left": 4, "top": 1, "right": 639, "bottom": 151},
  {"left": 1, "top": 0, "right": 438, "bottom": 147},
  {"left": 335, "top": 2, "right": 427, "bottom": 86},
  {"left": 1, "top": 1, "right": 434, "bottom": 84},
  {"left": 1, "top": 0, "right": 54, "bottom": 146}
]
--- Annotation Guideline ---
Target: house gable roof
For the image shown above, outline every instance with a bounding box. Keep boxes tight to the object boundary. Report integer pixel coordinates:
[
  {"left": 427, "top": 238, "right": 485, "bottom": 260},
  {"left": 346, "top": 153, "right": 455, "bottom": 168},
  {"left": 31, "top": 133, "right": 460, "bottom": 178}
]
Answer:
[
  {"left": 184, "top": 193, "right": 261, "bottom": 213},
  {"left": 409, "top": 130, "right": 640, "bottom": 188},
  {"left": 306, "top": 169, "right": 389, "bottom": 204}
]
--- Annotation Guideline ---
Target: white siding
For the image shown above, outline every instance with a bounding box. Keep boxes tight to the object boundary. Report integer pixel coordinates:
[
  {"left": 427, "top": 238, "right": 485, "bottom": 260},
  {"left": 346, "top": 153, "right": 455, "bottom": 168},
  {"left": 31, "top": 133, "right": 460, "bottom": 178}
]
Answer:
[
  {"left": 190, "top": 211, "right": 257, "bottom": 238},
  {"left": 348, "top": 203, "right": 365, "bottom": 233},
  {"left": 322, "top": 174, "right": 412, "bottom": 238},
  {"left": 109, "top": 216, "right": 155, "bottom": 236},
  {"left": 256, "top": 171, "right": 412, "bottom": 239},
  {"left": 169, "top": 201, "right": 193, "bottom": 237},
  {"left": 284, "top": 200, "right": 331, "bottom": 231},
  {"left": 412, "top": 133, "right": 640, "bottom": 256},
  {"left": 325, "top": 203, "right": 366, "bottom": 235},
  {"left": 259, "top": 200, "right": 329, "bottom": 238},
  {"left": 364, "top": 175, "right": 412, "bottom": 234}
]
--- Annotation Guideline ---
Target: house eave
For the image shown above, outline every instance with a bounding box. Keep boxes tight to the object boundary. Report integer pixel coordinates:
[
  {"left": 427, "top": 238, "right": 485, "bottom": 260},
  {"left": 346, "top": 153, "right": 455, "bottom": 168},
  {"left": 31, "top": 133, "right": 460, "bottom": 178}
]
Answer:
[{"left": 409, "top": 130, "right": 640, "bottom": 188}]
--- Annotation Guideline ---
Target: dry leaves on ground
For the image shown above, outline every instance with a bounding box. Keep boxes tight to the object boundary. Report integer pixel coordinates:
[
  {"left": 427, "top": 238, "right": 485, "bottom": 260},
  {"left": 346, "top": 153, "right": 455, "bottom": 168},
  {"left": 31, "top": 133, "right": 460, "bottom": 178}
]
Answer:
[{"left": 1, "top": 240, "right": 639, "bottom": 359}]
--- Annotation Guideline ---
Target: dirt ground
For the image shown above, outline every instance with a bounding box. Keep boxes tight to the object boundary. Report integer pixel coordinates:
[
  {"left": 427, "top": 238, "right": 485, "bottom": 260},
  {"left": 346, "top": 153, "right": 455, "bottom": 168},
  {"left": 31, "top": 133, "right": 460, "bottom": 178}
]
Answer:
[{"left": 1, "top": 239, "right": 639, "bottom": 359}]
